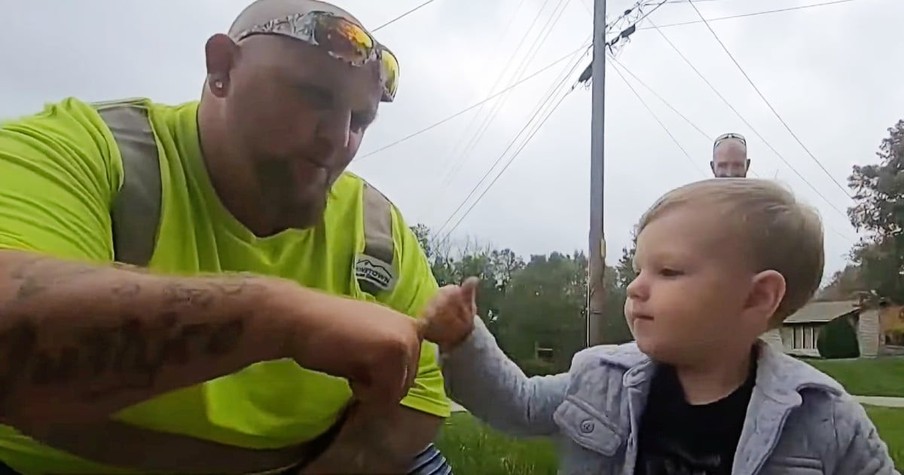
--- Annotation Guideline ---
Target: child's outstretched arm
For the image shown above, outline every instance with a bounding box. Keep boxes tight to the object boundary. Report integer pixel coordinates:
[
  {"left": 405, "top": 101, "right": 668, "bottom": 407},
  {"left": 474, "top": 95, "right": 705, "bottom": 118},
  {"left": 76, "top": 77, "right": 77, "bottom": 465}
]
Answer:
[
  {"left": 832, "top": 399, "right": 899, "bottom": 474},
  {"left": 420, "top": 278, "right": 568, "bottom": 437}
]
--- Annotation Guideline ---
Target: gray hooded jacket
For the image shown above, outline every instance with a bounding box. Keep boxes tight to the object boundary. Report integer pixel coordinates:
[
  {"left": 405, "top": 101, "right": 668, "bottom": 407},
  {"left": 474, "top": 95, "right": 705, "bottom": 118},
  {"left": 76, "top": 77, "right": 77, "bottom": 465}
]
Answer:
[{"left": 442, "top": 319, "right": 898, "bottom": 475}]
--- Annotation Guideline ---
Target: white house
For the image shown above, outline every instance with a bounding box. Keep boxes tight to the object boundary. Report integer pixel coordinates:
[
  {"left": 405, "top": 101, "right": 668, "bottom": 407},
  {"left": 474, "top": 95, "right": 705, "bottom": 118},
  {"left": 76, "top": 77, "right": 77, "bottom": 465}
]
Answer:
[{"left": 761, "top": 300, "right": 881, "bottom": 358}]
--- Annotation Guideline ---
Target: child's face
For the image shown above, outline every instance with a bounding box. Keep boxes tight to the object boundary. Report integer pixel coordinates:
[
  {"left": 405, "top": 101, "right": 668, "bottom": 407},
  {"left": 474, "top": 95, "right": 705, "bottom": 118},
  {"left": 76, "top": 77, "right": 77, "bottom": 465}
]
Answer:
[{"left": 625, "top": 205, "right": 766, "bottom": 366}]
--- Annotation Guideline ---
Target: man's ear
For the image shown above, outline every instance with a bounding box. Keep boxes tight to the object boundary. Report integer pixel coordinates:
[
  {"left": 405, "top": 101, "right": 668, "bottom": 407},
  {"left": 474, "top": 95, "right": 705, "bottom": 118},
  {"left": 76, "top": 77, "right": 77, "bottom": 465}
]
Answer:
[
  {"left": 710, "top": 161, "right": 716, "bottom": 173},
  {"left": 744, "top": 270, "right": 785, "bottom": 327},
  {"left": 204, "top": 33, "right": 239, "bottom": 98},
  {"left": 745, "top": 158, "right": 751, "bottom": 171}
]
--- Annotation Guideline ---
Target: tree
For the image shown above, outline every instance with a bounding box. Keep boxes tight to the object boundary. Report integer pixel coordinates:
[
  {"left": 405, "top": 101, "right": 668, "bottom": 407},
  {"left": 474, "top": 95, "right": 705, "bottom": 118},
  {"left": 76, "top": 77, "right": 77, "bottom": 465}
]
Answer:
[
  {"left": 411, "top": 224, "right": 434, "bottom": 259},
  {"left": 494, "top": 250, "right": 636, "bottom": 372},
  {"left": 600, "top": 264, "right": 633, "bottom": 345},
  {"left": 410, "top": 225, "right": 522, "bottom": 333},
  {"left": 615, "top": 246, "right": 637, "bottom": 290},
  {"left": 817, "top": 264, "right": 867, "bottom": 301},
  {"left": 848, "top": 120, "right": 904, "bottom": 239},
  {"left": 409, "top": 224, "right": 633, "bottom": 372},
  {"left": 851, "top": 240, "right": 904, "bottom": 302},
  {"left": 584, "top": 245, "right": 637, "bottom": 346},
  {"left": 847, "top": 120, "right": 904, "bottom": 302},
  {"left": 496, "top": 252, "right": 588, "bottom": 372}
]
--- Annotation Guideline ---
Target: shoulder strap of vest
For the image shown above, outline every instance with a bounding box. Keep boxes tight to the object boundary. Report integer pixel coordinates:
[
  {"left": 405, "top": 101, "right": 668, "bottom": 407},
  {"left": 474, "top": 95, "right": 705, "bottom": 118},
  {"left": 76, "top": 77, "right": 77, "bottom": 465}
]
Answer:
[
  {"left": 93, "top": 99, "right": 161, "bottom": 267},
  {"left": 356, "top": 181, "right": 398, "bottom": 296},
  {"left": 96, "top": 99, "right": 398, "bottom": 296}
]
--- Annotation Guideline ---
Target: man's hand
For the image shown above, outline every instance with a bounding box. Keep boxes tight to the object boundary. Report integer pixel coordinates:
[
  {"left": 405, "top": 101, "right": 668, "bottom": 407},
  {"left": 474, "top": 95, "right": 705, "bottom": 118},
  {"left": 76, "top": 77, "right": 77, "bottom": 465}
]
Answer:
[
  {"left": 419, "top": 277, "right": 479, "bottom": 353},
  {"left": 273, "top": 284, "right": 424, "bottom": 406}
]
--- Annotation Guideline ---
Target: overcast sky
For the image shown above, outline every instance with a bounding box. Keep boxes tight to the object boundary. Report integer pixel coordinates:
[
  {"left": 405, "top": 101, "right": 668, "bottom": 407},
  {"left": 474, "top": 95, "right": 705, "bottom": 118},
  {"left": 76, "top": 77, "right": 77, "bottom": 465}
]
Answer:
[{"left": 1, "top": 0, "right": 901, "bottom": 282}]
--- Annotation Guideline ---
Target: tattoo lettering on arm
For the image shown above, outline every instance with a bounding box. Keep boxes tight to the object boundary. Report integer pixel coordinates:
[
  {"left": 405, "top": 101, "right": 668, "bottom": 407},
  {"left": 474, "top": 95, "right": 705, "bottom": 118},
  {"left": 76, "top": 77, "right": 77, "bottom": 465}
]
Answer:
[
  {"left": 11, "top": 260, "right": 97, "bottom": 301},
  {"left": 0, "top": 323, "right": 38, "bottom": 410},
  {"left": 0, "top": 314, "right": 247, "bottom": 403},
  {"left": 9, "top": 257, "right": 148, "bottom": 301},
  {"left": 0, "top": 255, "right": 265, "bottom": 421}
]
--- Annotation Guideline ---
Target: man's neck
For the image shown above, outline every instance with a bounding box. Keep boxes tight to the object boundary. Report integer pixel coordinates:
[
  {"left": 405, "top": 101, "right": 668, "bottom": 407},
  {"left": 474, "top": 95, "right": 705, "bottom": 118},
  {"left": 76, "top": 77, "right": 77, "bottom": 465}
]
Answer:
[
  {"left": 197, "top": 99, "right": 275, "bottom": 236},
  {"left": 673, "top": 345, "right": 754, "bottom": 406}
]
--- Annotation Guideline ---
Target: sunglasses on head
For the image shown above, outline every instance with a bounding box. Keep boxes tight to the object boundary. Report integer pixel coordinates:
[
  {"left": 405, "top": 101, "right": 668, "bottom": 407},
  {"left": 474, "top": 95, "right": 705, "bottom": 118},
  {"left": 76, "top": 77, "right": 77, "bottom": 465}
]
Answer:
[
  {"left": 713, "top": 132, "right": 747, "bottom": 150},
  {"left": 234, "top": 11, "right": 400, "bottom": 103}
]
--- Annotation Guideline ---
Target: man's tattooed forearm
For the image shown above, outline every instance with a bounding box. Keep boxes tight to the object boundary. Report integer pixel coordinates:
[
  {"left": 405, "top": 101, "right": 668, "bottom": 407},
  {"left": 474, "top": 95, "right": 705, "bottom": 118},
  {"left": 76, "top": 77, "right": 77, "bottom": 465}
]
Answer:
[
  {"left": 8, "top": 256, "right": 259, "bottom": 305},
  {"left": 0, "top": 256, "right": 263, "bottom": 411},
  {"left": 0, "top": 324, "right": 37, "bottom": 412},
  {"left": 162, "top": 275, "right": 259, "bottom": 309},
  {"left": 10, "top": 260, "right": 98, "bottom": 301},
  {"left": 0, "top": 313, "right": 247, "bottom": 405},
  {"left": 8, "top": 257, "right": 133, "bottom": 301}
]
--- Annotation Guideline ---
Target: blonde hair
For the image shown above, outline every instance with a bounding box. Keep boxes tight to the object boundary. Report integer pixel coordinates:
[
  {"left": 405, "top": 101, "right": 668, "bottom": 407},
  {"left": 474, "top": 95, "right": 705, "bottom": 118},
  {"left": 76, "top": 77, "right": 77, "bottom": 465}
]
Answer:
[{"left": 637, "top": 178, "right": 824, "bottom": 325}]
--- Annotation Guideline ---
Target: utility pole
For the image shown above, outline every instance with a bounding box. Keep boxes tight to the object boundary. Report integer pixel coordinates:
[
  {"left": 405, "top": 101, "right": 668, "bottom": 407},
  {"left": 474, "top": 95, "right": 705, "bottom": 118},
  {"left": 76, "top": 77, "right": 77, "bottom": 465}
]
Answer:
[{"left": 587, "top": 0, "right": 607, "bottom": 347}]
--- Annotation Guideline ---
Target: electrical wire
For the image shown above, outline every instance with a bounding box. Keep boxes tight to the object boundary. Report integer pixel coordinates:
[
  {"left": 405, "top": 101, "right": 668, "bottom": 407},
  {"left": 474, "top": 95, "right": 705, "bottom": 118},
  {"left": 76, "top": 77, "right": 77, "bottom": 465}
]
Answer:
[
  {"left": 356, "top": 43, "right": 592, "bottom": 160},
  {"left": 372, "top": 0, "right": 438, "bottom": 32},
  {"left": 435, "top": 46, "right": 590, "bottom": 242},
  {"left": 437, "top": 89, "right": 575, "bottom": 243},
  {"left": 608, "top": 59, "right": 708, "bottom": 178},
  {"left": 434, "top": 0, "right": 573, "bottom": 203},
  {"left": 621, "top": 59, "right": 866, "bottom": 243},
  {"left": 360, "top": 0, "right": 680, "bottom": 161},
  {"left": 610, "top": 56, "right": 764, "bottom": 178},
  {"left": 435, "top": 0, "right": 539, "bottom": 172},
  {"left": 609, "top": 56, "right": 711, "bottom": 142},
  {"left": 646, "top": 17, "right": 852, "bottom": 223},
  {"left": 685, "top": 0, "right": 853, "bottom": 198},
  {"left": 641, "top": 0, "right": 860, "bottom": 29}
]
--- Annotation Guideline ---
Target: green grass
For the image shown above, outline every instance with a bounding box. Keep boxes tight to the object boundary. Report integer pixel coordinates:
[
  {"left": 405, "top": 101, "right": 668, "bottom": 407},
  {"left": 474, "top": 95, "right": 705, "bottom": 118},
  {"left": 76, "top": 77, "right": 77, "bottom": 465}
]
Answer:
[
  {"left": 439, "top": 409, "right": 904, "bottom": 473},
  {"left": 436, "top": 413, "right": 557, "bottom": 475},
  {"left": 807, "top": 357, "right": 904, "bottom": 397},
  {"left": 865, "top": 406, "right": 904, "bottom": 468}
]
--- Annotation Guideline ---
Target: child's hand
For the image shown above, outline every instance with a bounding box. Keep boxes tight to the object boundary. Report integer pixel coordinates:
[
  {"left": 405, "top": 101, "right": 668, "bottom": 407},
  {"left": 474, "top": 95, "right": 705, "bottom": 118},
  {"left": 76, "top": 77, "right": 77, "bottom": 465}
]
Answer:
[{"left": 419, "top": 277, "right": 479, "bottom": 352}]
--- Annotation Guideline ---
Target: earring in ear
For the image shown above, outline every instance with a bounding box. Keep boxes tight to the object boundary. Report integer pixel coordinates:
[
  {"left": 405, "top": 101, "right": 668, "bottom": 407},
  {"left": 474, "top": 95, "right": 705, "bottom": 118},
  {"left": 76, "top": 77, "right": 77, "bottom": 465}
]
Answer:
[{"left": 213, "top": 79, "right": 224, "bottom": 90}]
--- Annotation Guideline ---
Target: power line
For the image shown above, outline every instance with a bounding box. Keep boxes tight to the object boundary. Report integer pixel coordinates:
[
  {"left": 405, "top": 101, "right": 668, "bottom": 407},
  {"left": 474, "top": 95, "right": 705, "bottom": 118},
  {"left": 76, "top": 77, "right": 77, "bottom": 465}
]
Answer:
[
  {"left": 610, "top": 58, "right": 863, "bottom": 242},
  {"left": 434, "top": 0, "right": 573, "bottom": 204},
  {"left": 438, "top": 90, "right": 575, "bottom": 242},
  {"left": 665, "top": 0, "right": 764, "bottom": 3},
  {"left": 609, "top": 56, "right": 710, "bottom": 142},
  {"left": 641, "top": 0, "right": 860, "bottom": 29},
  {"left": 577, "top": 0, "right": 675, "bottom": 85},
  {"left": 428, "top": 0, "right": 533, "bottom": 202},
  {"left": 356, "top": 43, "right": 591, "bottom": 160},
  {"left": 435, "top": 46, "right": 586, "bottom": 239},
  {"left": 645, "top": 17, "right": 851, "bottom": 222},
  {"left": 372, "top": 0, "right": 438, "bottom": 32},
  {"left": 685, "top": 0, "right": 853, "bottom": 198},
  {"left": 605, "top": 0, "right": 670, "bottom": 56},
  {"left": 436, "top": 47, "right": 589, "bottom": 241},
  {"left": 609, "top": 55, "right": 762, "bottom": 178},
  {"left": 608, "top": 59, "right": 708, "bottom": 178}
]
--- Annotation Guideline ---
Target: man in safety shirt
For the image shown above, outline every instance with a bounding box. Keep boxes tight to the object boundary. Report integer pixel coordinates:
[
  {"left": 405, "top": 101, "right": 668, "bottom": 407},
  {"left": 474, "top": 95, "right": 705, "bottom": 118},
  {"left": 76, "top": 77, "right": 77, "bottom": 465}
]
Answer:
[{"left": 0, "top": 0, "right": 454, "bottom": 474}]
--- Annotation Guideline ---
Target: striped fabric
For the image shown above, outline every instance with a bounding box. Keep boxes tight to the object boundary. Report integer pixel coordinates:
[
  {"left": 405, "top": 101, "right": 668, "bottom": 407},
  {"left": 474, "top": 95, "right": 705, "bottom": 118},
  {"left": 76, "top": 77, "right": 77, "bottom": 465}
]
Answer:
[{"left": 408, "top": 443, "right": 453, "bottom": 475}]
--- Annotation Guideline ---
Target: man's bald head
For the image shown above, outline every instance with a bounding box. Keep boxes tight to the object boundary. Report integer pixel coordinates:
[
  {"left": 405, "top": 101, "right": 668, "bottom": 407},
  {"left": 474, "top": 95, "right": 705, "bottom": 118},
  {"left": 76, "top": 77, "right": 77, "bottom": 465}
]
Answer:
[
  {"left": 711, "top": 136, "right": 749, "bottom": 178},
  {"left": 198, "top": 0, "right": 387, "bottom": 236},
  {"left": 229, "top": 0, "right": 364, "bottom": 38}
]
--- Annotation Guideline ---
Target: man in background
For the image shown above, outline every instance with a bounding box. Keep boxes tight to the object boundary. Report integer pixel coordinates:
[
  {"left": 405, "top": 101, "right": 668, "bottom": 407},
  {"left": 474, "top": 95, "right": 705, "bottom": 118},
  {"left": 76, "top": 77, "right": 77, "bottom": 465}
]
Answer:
[{"left": 711, "top": 132, "right": 750, "bottom": 178}]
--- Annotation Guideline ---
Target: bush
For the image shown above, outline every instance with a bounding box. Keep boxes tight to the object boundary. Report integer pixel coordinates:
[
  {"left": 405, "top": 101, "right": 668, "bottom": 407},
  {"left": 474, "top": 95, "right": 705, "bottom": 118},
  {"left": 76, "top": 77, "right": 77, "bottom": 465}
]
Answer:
[{"left": 817, "top": 316, "right": 861, "bottom": 359}]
